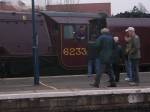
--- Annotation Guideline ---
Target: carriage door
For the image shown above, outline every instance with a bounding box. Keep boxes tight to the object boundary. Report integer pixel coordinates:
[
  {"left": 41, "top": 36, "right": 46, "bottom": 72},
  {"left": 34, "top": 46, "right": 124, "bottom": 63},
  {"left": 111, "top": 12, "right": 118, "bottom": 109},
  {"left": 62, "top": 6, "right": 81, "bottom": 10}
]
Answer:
[{"left": 61, "top": 24, "right": 88, "bottom": 69}]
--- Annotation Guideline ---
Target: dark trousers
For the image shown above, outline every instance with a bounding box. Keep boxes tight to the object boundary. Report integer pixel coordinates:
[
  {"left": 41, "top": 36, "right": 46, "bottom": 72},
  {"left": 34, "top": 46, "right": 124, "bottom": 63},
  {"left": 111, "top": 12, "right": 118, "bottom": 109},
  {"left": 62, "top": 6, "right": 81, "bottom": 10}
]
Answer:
[
  {"left": 112, "top": 63, "right": 120, "bottom": 82},
  {"left": 94, "top": 62, "right": 116, "bottom": 86},
  {"left": 130, "top": 59, "right": 140, "bottom": 83}
]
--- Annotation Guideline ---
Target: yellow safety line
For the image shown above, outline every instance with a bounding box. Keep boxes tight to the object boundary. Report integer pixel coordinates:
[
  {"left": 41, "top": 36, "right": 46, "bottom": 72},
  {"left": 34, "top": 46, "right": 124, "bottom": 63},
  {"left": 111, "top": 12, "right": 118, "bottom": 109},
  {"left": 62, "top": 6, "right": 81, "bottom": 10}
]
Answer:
[{"left": 39, "top": 81, "right": 58, "bottom": 90}]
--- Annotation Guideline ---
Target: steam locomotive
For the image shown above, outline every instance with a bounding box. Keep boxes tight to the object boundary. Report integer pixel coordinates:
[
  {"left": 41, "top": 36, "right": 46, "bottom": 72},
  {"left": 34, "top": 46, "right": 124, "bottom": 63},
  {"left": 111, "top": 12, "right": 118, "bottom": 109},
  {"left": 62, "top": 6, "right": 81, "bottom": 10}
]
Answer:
[{"left": 0, "top": 11, "right": 150, "bottom": 77}]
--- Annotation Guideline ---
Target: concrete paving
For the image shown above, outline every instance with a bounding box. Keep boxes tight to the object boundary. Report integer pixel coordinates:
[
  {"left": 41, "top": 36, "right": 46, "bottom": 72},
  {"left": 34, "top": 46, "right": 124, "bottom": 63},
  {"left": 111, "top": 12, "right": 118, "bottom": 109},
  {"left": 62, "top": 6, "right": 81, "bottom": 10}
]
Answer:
[
  {"left": 0, "top": 72, "right": 150, "bottom": 112},
  {"left": 0, "top": 72, "right": 150, "bottom": 94}
]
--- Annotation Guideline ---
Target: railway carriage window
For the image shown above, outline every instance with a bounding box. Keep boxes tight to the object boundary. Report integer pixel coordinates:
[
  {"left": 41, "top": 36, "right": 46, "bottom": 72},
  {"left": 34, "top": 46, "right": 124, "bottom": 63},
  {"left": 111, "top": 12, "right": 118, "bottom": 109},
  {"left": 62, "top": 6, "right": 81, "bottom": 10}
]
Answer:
[
  {"left": 64, "top": 25, "right": 75, "bottom": 39},
  {"left": 64, "top": 25, "right": 87, "bottom": 40}
]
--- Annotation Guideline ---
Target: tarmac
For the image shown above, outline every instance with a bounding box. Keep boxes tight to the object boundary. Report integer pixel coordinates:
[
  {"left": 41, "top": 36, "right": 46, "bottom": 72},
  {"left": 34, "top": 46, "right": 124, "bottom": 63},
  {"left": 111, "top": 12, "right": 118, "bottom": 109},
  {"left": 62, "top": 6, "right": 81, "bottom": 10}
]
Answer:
[{"left": 0, "top": 72, "right": 150, "bottom": 94}]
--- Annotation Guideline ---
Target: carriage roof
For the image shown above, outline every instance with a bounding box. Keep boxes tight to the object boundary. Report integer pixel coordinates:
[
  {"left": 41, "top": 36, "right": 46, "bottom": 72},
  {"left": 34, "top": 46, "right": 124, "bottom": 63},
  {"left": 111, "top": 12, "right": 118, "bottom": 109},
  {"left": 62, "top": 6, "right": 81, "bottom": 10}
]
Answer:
[
  {"left": 107, "top": 18, "right": 150, "bottom": 27},
  {"left": 41, "top": 11, "right": 103, "bottom": 24},
  {"left": 41, "top": 11, "right": 102, "bottom": 18}
]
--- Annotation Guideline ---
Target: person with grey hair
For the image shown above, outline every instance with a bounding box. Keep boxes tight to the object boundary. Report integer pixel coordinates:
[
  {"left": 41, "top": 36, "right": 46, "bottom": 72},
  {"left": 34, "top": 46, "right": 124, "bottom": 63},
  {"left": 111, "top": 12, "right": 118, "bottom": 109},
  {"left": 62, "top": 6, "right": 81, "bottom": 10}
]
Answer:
[
  {"left": 125, "top": 27, "right": 141, "bottom": 86},
  {"left": 101, "top": 28, "right": 110, "bottom": 33},
  {"left": 90, "top": 28, "right": 116, "bottom": 88},
  {"left": 112, "top": 36, "right": 122, "bottom": 82}
]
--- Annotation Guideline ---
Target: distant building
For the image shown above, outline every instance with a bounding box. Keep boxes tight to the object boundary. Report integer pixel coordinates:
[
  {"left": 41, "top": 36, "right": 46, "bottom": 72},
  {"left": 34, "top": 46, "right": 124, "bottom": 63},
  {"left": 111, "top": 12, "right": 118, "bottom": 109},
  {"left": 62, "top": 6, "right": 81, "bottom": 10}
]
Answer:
[
  {"left": 0, "top": 1, "right": 31, "bottom": 11},
  {"left": 46, "top": 3, "right": 111, "bottom": 16},
  {"left": 0, "top": 1, "right": 16, "bottom": 11}
]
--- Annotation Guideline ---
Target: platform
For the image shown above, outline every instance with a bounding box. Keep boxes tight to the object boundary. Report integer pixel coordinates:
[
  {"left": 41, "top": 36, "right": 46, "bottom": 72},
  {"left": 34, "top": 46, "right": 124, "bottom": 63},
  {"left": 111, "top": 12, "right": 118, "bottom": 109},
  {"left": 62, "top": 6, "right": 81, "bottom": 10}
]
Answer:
[
  {"left": 0, "top": 72, "right": 150, "bottom": 112},
  {"left": 0, "top": 72, "right": 150, "bottom": 93}
]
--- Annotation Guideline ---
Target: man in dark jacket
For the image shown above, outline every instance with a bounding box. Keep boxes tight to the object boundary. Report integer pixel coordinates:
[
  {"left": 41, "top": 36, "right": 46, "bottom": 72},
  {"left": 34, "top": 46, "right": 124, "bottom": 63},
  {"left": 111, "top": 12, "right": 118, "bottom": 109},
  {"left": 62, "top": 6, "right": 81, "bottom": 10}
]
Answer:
[{"left": 90, "top": 28, "right": 116, "bottom": 87}]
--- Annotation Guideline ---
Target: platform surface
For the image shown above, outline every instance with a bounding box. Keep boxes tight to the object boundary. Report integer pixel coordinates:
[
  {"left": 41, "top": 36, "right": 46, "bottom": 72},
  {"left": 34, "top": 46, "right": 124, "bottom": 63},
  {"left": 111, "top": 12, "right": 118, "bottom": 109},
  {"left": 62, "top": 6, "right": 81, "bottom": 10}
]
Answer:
[{"left": 0, "top": 72, "right": 150, "bottom": 96}]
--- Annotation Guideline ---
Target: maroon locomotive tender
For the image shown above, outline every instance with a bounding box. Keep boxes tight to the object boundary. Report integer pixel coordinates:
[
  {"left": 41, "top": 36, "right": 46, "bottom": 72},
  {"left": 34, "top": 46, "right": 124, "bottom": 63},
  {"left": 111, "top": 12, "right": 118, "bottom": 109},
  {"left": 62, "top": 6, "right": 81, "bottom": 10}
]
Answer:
[{"left": 0, "top": 11, "right": 149, "bottom": 77}]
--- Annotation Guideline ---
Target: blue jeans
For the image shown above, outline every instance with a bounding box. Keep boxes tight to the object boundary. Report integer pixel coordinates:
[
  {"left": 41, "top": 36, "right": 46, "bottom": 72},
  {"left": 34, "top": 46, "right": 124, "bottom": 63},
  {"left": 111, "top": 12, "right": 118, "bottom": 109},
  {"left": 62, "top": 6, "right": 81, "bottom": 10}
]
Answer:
[
  {"left": 88, "top": 58, "right": 100, "bottom": 76},
  {"left": 94, "top": 62, "right": 115, "bottom": 85},
  {"left": 125, "top": 59, "right": 132, "bottom": 80}
]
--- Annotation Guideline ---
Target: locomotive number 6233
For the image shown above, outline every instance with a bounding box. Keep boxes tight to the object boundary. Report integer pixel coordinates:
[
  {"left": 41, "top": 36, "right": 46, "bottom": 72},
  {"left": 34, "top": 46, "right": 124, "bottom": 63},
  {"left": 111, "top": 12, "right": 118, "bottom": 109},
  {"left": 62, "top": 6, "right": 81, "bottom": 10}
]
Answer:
[{"left": 63, "top": 48, "right": 87, "bottom": 56}]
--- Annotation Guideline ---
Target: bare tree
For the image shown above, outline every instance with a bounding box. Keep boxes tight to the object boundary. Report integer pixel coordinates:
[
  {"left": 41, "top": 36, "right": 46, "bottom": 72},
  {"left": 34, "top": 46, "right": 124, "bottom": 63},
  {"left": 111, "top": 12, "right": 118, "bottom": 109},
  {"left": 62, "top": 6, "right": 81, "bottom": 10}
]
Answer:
[
  {"left": 17, "top": 0, "right": 26, "bottom": 7},
  {"left": 46, "top": 0, "right": 80, "bottom": 11},
  {"left": 137, "top": 2, "right": 148, "bottom": 13},
  {"left": 63, "top": 0, "right": 80, "bottom": 11}
]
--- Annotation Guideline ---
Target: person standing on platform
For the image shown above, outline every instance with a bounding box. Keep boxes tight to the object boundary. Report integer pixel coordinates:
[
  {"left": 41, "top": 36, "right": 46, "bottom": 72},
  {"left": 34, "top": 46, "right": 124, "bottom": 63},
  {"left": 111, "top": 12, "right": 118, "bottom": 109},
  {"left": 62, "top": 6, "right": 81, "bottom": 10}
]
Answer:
[
  {"left": 87, "top": 36, "right": 100, "bottom": 78},
  {"left": 90, "top": 28, "right": 116, "bottom": 88},
  {"left": 124, "top": 35, "right": 132, "bottom": 81},
  {"left": 112, "top": 36, "right": 122, "bottom": 82},
  {"left": 125, "top": 27, "right": 141, "bottom": 86}
]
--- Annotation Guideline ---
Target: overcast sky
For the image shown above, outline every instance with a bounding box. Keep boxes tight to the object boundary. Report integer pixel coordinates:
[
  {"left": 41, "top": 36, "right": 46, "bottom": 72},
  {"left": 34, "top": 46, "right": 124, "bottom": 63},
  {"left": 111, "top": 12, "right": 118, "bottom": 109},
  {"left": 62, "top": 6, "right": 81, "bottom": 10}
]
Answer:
[
  {"left": 3, "top": 0, "right": 150, "bottom": 15},
  {"left": 80, "top": 0, "right": 150, "bottom": 14}
]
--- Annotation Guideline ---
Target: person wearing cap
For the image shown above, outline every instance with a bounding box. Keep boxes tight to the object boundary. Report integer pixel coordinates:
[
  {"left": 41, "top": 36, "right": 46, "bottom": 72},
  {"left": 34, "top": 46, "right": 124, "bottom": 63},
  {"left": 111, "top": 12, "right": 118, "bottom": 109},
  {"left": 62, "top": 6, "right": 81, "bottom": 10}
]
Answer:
[
  {"left": 125, "top": 27, "right": 141, "bottom": 86},
  {"left": 112, "top": 36, "right": 122, "bottom": 82},
  {"left": 90, "top": 28, "right": 116, "bottom": 88}
]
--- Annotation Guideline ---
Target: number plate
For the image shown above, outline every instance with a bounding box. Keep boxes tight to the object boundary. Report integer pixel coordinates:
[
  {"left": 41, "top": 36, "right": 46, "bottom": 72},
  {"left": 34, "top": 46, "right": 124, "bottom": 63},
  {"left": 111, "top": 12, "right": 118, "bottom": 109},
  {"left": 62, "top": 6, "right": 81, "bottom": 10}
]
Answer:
[{"left": 63, "top": 48, "right": 87, "bottom": 56}]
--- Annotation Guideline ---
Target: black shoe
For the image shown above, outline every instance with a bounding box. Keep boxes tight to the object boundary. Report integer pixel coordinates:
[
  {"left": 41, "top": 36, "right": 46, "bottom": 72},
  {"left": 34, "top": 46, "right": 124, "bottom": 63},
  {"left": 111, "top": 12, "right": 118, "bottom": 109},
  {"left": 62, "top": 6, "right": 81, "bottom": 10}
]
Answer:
[
  {"left": 107, "top": 84, "right": 117, "bottom": 87},
  {"left": 90, "top": 83, "right": 99, "bottom": 88},
  {"left": 115, "top": 79, "right": 119, "bottom": 82}
]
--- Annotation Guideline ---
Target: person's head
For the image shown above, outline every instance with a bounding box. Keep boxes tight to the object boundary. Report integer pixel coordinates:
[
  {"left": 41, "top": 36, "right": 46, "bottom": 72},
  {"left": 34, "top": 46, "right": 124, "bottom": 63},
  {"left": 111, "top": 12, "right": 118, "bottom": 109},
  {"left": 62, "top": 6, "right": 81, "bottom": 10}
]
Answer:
[
  {"left": 125, "top": 27, "right": 135, "bottom": 37},
  {"left": 79, "top": 25, "right": 85, "bottom": 32},
  {"left": 113, "top": 36, "right": 119, "bottom": 43},
  {"left": 101, "top": 28, "right": 110, "bottom": 34}
]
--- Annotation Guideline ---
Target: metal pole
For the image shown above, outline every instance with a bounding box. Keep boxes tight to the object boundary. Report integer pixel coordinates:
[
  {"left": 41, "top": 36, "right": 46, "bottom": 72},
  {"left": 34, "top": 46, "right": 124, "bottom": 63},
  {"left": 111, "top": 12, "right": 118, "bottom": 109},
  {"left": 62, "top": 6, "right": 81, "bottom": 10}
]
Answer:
[{"left": 31, "top": 0, "right": 40, "bottom": 85}]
